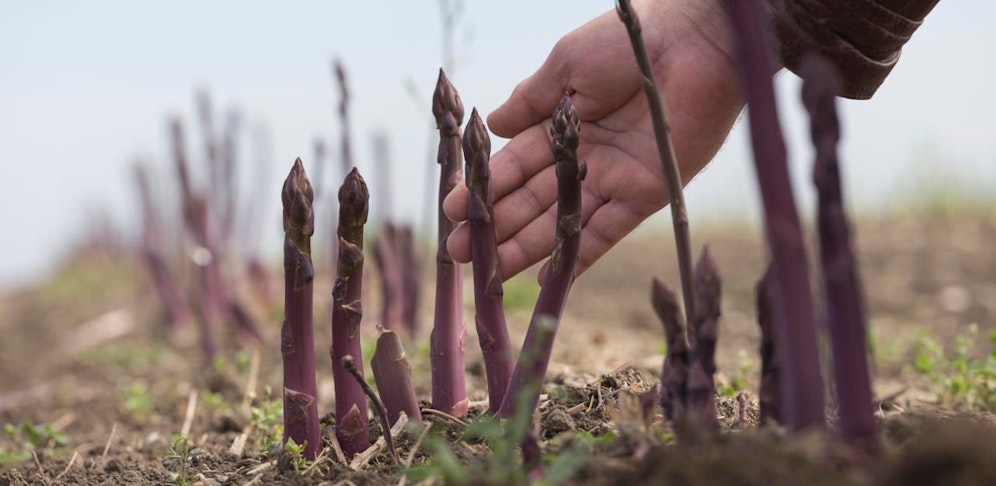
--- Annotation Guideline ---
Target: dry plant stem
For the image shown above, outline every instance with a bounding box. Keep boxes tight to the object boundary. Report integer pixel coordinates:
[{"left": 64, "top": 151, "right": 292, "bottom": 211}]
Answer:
[
  {"left": 464, "top": 108, "right": 515, "bottom": 413},
  {"left": 616, "top": 0, "right": 696, "bottom": 321},
  {"left": 499, "top": 94, "right": 584, "bottom": 418},
  {"left": 370, "top": 330, "right": 423, "bottom": 424},
  {"left": 755, "top": 265, "right": 781, "bottom": 426},
  {"left": 722, "top": 0, "right": 825, "bottom": 432},
  {"left": 330, "top": 168, "right": 371, "bottom": 458},
  {"left": 801, "top": 54, "right": 880, "bottom": 456},
  {"left": 342, "top": 355, "right": 399, "bottom": 465},
  {"left": 430, "top": 69, "right": 468, "bottom": 418},
  {"left": 651, "top": 278, "right": 689, "bottom": 422},
  {"left": 280, "top": 158, "right": 321, "bottom": 460},
  {"left": 687, "top": 248, "right": 721, "bottom": 429}
]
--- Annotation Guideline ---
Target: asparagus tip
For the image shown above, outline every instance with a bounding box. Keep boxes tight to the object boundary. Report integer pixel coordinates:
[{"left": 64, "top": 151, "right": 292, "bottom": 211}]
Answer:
[
  {"left": 282, "top": 158, "right": 315, "bottom": 238},
  {"left": 338, "top": 167, "right": 370, "bottom": 225},
  {"left": 463, "top": 108, "right": 489, "bottom": 155},
  {"left": 552, "top": 93, "right": 580, "bottom": 148},
  {"left": 433, "top": 68, "right": 465, "bottom": 126}
]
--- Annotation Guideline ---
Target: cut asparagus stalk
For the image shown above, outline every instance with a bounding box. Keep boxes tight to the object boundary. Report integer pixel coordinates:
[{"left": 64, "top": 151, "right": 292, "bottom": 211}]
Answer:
[
  {"left": 429, "top": 69, "right": 469, "bottom": 418},
  {"left": 280, "top": 158, "right": 321, "bottom": 460},
  {"left": 370, "top": 329, "right": 422, "bottom": 425},
  {"left": 499, "top": 94, "right": 584, "bottom": 418}
]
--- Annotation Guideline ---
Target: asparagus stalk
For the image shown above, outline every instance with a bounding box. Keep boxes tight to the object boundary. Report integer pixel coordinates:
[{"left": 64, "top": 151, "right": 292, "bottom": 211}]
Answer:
[
  {"left": 170, "top": 119, "right": 218, "bottom": 361},
  {"left": 430, "top": 69, "right": 469, "bottom": 418},
  {"left": 801, "top": 54, "right": 880, "bottom": 456},
  {"left": 370, "top": 329, "right": 422, "bottom": 424},
  {"left": 373, "top": 224, "right": 405, "bottom": 332},
  {"left": 651, "top": 278, "right": 689, "bottom": 422},
  {"left": 755, "top": 265, "right": 781, "bottom": 426},
  {"left": 398, "top": 225, "right": 421, "bottom": 337},
  {"left": 133, "top": 162, "right": 192, "bottom": 330},
  {"left": 687, "top": 248, "right": 721, "bottom": 429},
  {"left": 280, "top": 158, "right": 321, "bottom": 460},
  {"left": 498, "top": 94, "right": 584, "bottom": 418},
  {"left": 330, "top": 168, "right": 371, "bottom": 458},
  {"left": 464, "top": 108, "right": 516, "bottom": 413},
  {"left": 722, "top": 0, "right": 825, "bottom": 432},
  {"left": 329, "top": 59, "right": 352, "bottom": 271},
  {"left": 510, "top": 317, "right": 557, "bottom": 479},
  {"left": 616, "top": 0, "right": 696, "bottom": 321},
  {"left": 343, "top": 355, "right": 399, "bottom": 465}
]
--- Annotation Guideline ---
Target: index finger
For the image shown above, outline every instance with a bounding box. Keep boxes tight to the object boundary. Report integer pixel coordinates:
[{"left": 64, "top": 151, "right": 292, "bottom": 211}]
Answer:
[{"left": 443, "top": 121, "right": 553, "bottom": 223}]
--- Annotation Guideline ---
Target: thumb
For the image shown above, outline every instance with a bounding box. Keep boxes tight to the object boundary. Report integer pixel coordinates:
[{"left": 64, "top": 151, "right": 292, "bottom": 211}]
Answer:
[{"left": 488, "top": 49, "right": 569, "bottom": 138}]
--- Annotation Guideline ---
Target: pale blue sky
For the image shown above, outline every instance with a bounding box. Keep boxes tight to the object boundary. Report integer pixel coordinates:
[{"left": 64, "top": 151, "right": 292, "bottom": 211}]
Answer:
[{"left": 1, "top": 1, "right": 993, "bottom": 289}]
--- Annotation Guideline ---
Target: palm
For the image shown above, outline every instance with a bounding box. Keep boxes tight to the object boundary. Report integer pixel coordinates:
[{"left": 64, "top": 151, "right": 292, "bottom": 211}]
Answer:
[{"left": 444, "top": 1, "right": 742, "bottom": 281}]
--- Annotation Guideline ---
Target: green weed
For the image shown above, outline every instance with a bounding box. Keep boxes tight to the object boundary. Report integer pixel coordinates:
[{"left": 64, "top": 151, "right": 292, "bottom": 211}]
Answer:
[
  {"left": 912, "top": 326, "right": 996, "bottom": 411},
  {"left": 1, "top": 421, "right": 69, "bottom": 466},
  {"left": 163, "top": 435, "right": 203, "bottom": 486}
]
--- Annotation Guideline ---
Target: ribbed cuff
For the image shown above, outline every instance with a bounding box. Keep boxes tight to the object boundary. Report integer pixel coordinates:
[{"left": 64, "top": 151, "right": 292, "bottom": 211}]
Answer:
[{"left": 770, "top": 0, "right": 939, "bottom": 99}]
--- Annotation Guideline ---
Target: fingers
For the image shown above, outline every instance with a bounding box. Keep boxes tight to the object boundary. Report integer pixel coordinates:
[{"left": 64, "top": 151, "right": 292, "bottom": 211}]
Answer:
[
  {"left": 451, "top": 179, "right": 606, "bottom": 280},
  {"left": 488, "top": 68, "right": 565, "bottom": 138},
  {"left": 536, "top": 200, "right": 648, "bottom": 283},
  {"left": 442, "top": 122, "right": 553, "bottom": 224}
]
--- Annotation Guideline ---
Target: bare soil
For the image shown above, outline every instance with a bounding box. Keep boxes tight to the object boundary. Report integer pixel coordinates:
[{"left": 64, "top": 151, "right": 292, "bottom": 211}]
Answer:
[{"left": 1, "top": 213, "right": 994, "bottom": 485}]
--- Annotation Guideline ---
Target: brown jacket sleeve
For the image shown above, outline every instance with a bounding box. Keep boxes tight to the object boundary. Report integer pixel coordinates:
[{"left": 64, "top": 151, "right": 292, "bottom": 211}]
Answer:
[{"left": 769, "top": 0, "right": 940, "bottom": 99}]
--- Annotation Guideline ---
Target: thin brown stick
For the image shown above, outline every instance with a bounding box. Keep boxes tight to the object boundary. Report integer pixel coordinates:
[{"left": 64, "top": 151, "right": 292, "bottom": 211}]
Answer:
[
  {"left": 342, "top": 355, "right": 398, "bottom": 465},
  {"left": 616, "top": 0, "right": 696, "bottom": 320},
  {"left": 101, "top": 423, "right": 117, "bottom": 459}
]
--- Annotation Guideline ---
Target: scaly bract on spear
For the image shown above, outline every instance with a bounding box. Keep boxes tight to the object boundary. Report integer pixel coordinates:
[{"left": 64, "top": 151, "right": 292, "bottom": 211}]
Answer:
[{"left": 280, "top": 158, "right": 321, "bottom": 460}]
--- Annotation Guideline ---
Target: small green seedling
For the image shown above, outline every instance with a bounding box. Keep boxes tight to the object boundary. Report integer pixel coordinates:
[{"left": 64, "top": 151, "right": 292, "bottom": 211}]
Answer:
[
  {"left": 249, "top": 387, "right": 283, "bottom": 451},
  {"left": 163, "top": 435, "right": 203, "bottom": 486},
  {"left": 283, "top": 438, "right": 312, "bottom": 473}
]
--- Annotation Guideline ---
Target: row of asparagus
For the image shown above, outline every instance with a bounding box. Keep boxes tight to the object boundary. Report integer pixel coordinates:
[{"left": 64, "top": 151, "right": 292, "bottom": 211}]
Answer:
[{"left": 279, "top": 69, "right": 585, "bottom": 460}]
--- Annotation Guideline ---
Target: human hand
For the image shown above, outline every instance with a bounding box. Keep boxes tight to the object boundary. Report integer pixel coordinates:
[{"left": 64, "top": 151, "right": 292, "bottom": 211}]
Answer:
[{"left": 444, "top": 0, "right": 744, "bottom": 282}]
